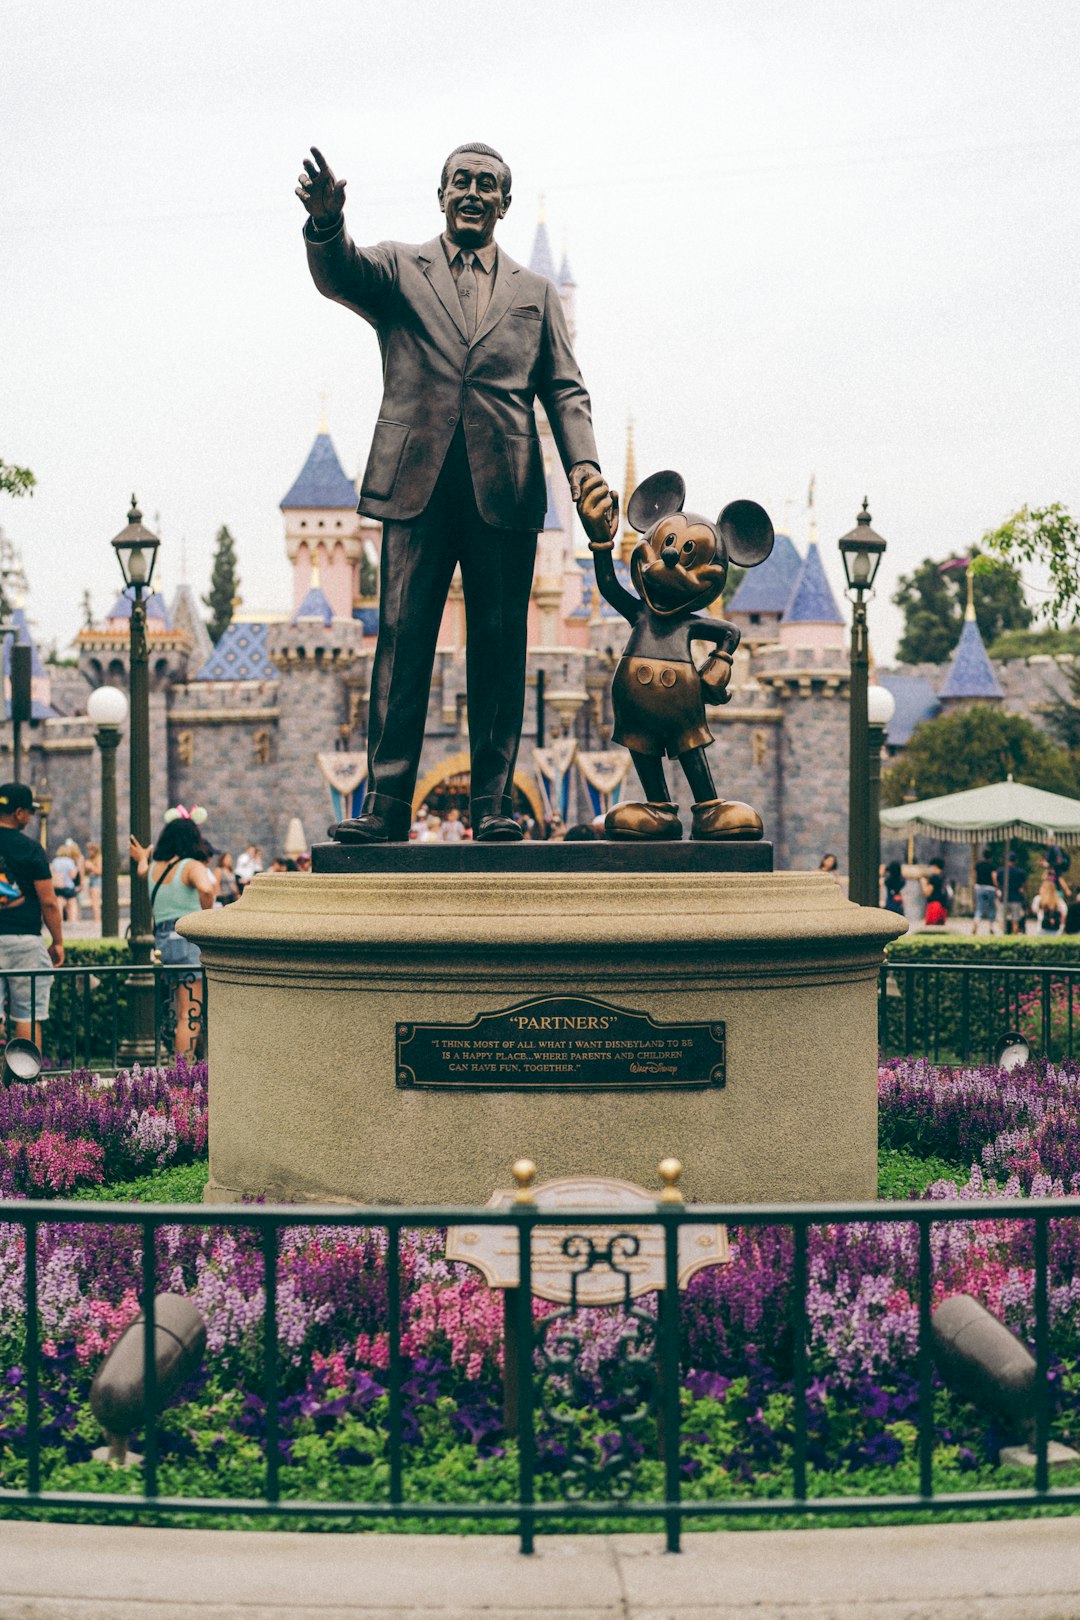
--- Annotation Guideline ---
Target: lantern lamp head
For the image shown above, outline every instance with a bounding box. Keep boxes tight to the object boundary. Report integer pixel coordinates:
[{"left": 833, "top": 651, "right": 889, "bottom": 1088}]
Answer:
[
  {"left": 839, "top": 497, "right": 887, "bottom": 595},
  {"left": 111, "top": 496, "right": 161, "bottom": 595}
]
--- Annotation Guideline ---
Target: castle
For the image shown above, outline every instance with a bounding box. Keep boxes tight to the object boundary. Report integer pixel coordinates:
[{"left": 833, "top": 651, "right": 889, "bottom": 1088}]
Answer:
[{"left": 3, "top": 221, "right": 1070, "bottom": 869}]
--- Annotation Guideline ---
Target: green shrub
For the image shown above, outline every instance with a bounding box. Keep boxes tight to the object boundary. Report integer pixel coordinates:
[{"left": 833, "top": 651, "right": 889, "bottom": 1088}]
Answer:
[
  {"left": 881, "top": 935, "right": 1080, "bottom": 1061},
  {"left": 888, "top": 935, "right": 1080, "bottom": 965}
]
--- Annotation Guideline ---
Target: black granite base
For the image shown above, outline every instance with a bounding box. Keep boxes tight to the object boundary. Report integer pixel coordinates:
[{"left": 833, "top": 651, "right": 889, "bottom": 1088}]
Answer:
[{"left": 312, "top": 839, "right": 774, "bottom": 875}]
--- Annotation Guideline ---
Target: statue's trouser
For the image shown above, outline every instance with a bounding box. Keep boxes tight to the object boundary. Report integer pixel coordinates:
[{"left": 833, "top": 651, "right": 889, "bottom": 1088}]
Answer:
[{"left": 366, "top": 429, "right": 538, "bottom": 819}]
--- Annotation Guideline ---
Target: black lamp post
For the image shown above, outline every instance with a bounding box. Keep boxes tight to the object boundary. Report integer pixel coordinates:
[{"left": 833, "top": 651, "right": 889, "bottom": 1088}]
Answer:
[
  {"left": 87, "top": 684, "right": 128, "bottom": 939},
  {"left": 867, "top": 683, "right": 896, "bottom": 909},
  {"left": 112, "top": 497, "right": 160, "bottom": 1059},
  {"left": 839, "top": 500, "right": 887, "bottom": 908}
]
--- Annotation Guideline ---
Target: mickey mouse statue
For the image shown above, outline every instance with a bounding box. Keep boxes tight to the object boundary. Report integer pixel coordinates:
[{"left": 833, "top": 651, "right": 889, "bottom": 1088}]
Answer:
[{"left": 577, "top": 469, "right": 774, "bottom": 841}]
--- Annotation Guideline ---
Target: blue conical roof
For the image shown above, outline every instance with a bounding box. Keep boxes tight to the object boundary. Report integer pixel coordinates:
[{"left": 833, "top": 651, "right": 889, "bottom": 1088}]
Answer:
[
  {"left": 291, "top": 585, "right": 334, "bottom": 626},
  {"left": 727, "top": 533, "right": 802, "bottom": 615},
  {"left": 280, "top": 433, "right": 357, "bottom": 510},
  {"left": 557, "top": 252, "right": 575, "bottom": 288},
  {"left": 939, "top": 616, "right": 1004, "bottom": 700},
  {"left": 529, "top": 219, "right": 557, "bottom": 283},
  {"left": 782, "top": 542, "right": 843, "bottom": 624}
]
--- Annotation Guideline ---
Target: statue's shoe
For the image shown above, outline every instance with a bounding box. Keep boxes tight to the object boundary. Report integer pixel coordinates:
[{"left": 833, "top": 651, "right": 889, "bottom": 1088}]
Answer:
[
  {"left": 475, "top": 814, "right": 523, "bottom": 842},
  {"left": 691, "top": 798, "right": 763, "bottom": 841},
  {"left": 605, "top": 801, "right": 683, "bottom": 841},
  {"left": 333, "top": 793, "right": 412, "bottom": 844}
]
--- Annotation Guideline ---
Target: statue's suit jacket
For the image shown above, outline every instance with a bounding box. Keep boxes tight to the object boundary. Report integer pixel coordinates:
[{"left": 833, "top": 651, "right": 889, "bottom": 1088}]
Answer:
[{"left": 305, "top": 223, "right": 599, "bottom": 532}]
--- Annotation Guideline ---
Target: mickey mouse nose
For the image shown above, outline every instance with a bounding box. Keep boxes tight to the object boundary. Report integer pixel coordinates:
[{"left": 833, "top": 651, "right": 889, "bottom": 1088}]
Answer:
[{"left": 660, "top": 545, "right": 680, "bottom": 568}]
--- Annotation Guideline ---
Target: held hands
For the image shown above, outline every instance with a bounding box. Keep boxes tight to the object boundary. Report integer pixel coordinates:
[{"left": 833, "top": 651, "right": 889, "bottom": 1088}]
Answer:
[
  {"left": 295, "top": 147, "right": 347, "bottom": 229},
  {"left": 576, "top": 472, "right": 619, "bottom": 551}
]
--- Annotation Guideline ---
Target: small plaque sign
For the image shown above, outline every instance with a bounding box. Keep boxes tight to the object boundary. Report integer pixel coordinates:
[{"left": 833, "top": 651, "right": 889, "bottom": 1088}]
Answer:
[
  {"left": 445, "top": 1174, "right": 730, "bottom": 1305},
  {"left": 396, "top": 995, "right": 725, "bottom": 1091}
]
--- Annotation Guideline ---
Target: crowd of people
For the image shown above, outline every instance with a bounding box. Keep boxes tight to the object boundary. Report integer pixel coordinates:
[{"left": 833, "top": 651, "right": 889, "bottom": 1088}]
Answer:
[
  {"left": 874, "top": 840, "right": 1079, "bottom": 935},
  {"left": 407, "top": 803, "right": 604, "bottom": 842}
]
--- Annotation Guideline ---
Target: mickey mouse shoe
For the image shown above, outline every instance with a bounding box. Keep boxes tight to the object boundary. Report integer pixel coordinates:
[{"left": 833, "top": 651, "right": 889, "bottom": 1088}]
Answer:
[
  {"left": 605, "top": 801, "right": 684, "bottom": 841},
  {"left": 691, "top": 798, "right": 763, "bottom": 841}
]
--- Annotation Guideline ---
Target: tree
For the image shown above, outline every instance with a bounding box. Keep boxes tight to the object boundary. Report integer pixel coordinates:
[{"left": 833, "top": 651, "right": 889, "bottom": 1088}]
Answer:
[
  {"left": 882, "top": 707, "right": 1076, "bottom": 807},
  {"left": 0, "top": 461, "right": 35, "bottom": 500},
  {"left": 988, "top": 625, "right": 1080, "bottom": 660},
  {"left": 80, "top": 588, "right": 94, "bottom": 630},
  {"left": 203, "top": 525, "right": 239, "bottom": 644},
  {"left": 893, "top": 554, "right": 1032, "bottom": 664},
  {"left": 978, "top": 504, "right": 1080, "bottom": 627}
]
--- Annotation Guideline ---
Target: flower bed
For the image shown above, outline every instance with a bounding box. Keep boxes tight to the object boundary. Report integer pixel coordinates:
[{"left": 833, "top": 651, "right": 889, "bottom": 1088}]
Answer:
[
  {"left": 1, "top": 1057, "right": 1079, "bottom": 1523},
  {"left": 0, "top": 1059, "right": 207, "bottom": 1197}
]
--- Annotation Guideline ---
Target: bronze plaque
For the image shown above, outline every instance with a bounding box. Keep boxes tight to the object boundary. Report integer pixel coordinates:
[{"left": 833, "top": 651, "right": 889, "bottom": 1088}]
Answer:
[{"left": 395, "top": 996, "right": 725, "bottom": 1091}]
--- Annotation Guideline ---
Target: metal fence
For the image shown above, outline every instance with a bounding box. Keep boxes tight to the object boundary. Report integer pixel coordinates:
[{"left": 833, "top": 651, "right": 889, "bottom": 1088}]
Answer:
[
  {"left": 2, "top": 1195, "right": 1076, "bottom": 1552},
  {"left": 879, "top": 961, "right": 1080, "bottom": 1064},
  {"left": 1, "top": 963, "right": 207, "bottom": 1073}
]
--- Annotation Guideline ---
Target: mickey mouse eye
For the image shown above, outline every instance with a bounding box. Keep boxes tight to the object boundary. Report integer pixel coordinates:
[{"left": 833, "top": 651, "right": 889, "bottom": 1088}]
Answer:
[{"left": 682, "top": 539, "right": 695, "bottom": 554}]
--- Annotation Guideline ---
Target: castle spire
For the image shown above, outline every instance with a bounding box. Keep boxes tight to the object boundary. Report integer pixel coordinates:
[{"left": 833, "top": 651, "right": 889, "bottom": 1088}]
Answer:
[{"left": 965, "top": 559, "right": 976, "bottom": 622}]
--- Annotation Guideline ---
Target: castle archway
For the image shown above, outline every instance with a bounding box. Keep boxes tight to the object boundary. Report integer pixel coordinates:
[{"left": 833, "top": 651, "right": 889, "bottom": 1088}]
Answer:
[{"left": 411, "top": 750, "right": 545, "bottom": 827}]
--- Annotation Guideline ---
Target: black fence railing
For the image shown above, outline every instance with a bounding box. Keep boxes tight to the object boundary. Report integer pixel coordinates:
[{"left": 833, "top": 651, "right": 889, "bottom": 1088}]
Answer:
[
  {"left": 2, "top": 1196, "right": 1076, "bottom": 1552},
  {"left": 0, "top": 963, "right": 207, "bottom": 1073},
  {"left": 879, "top": 962, "right": 1080, "bottom": 1064}
]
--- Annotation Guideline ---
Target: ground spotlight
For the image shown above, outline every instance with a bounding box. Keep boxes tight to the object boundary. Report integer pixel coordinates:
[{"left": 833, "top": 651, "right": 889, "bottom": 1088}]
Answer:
[
  {"left": 994, "top": 1031, "right": 1032, "bottom": 1072},
  {"left": 90, "top": 1293, "right": 207, "bottom": 1467},
  {"left": 2, "top": 1038, "right": 42, "bottom": 1086}
]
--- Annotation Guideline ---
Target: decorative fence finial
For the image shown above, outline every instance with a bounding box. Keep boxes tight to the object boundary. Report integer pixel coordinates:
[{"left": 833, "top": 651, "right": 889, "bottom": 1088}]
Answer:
[
  {"left": 657, "top": 1157, "right": 684, "bottom": 1204},
  {"left": 512, "top": 1159, "right": 537, "bottom": 1204}
]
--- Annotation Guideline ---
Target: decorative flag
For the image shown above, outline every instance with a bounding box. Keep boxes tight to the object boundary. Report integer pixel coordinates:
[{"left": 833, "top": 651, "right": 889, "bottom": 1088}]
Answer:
[{"left": 317, "top": 752, "right": 368, "bottom": 824}]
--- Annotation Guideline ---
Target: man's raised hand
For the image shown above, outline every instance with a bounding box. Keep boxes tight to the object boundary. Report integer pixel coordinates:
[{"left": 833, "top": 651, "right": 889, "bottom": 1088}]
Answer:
[
  {"left": 577, "top": 473, "right": 619, "bottom": 551},
  {"left": 296, "top": 147, "right": 347, "bottom": 229}
]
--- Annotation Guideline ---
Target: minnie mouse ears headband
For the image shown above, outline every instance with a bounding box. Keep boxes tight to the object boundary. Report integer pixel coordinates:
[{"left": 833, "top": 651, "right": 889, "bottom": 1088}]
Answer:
[
  {"left": 626, "top": 469, "right": 775, "bottom": 568},
  {"left": 164, "top": 804, "right": 208, "bottom": 825}
]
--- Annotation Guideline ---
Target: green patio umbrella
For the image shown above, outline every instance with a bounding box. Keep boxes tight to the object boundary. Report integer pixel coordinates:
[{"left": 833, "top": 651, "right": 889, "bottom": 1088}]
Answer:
[{"left": 880, "top": 776, "right": 1080, "bottom": 846}]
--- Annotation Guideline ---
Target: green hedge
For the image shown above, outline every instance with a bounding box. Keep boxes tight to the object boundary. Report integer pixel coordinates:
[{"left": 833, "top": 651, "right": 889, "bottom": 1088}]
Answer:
[
  {"left": 881, "top": 934, "right": 1080, "bottom": 1061},
  {"left": 887, "top": 934, "right": 1080, "bottom": 966},
  {"left": 37, "top": 940, "right": 134, "bottom": 1068}
]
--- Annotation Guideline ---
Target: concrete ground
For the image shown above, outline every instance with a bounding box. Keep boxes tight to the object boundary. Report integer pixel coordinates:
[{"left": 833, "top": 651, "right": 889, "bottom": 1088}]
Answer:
[{"left": 4, "top": 1518, "right": 1080, "bottom": 1619}]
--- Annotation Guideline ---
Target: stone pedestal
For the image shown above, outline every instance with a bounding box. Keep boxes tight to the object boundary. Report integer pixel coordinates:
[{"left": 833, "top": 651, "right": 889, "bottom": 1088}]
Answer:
[{"left": 181, "top": 848, "right": 904, "bottom": 1207}]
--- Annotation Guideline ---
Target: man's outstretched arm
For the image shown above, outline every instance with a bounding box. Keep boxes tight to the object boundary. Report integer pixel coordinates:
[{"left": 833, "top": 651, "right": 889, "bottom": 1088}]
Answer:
[{"left": 297, "top": 146, "right": 396, "bottom": 321}]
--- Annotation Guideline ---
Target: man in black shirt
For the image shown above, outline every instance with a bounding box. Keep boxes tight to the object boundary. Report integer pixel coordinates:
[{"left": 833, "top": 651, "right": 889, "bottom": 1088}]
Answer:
[{"left": 0, "top": 783, "right": 64, "bottom": 1041}]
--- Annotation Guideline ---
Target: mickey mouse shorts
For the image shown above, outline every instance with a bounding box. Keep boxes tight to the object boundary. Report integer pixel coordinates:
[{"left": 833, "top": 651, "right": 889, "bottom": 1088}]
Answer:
[{"left": 611, "top": 656, "right": 714, "bottom": 757}]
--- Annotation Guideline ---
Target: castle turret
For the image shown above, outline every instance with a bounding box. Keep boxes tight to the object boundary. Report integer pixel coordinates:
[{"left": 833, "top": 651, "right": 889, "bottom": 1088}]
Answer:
[
  {"left": 778, "top": 543, "right": 846, "bottom": 655},
  {"left": 938, "top": 567, "right": 1004, "bottom": 706},
  {"left": 280, "top": 426, "right": 365, "bottom": 622}
]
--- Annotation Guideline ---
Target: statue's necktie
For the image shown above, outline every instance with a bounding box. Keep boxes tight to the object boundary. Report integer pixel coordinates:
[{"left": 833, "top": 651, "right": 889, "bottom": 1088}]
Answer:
[{"left": 458, "top": 250, "right": 477, "bottom": 340}]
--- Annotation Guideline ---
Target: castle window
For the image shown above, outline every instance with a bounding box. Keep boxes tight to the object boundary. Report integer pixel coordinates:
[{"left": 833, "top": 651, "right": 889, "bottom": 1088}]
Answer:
[
  {"left": 750, "top": 613, "right": 761, "bottom": 625},
  {"left": 317, "top": 520, "right": 324, "bottom": 528},
  {"left": 300, "top": 520, "right": 307, "bottom": 529}
]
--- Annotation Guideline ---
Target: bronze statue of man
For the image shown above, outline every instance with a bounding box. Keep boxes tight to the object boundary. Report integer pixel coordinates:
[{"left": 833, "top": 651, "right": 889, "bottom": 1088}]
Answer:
[{"left": 297, "top": 143, "right": 602, "bottom": 842}]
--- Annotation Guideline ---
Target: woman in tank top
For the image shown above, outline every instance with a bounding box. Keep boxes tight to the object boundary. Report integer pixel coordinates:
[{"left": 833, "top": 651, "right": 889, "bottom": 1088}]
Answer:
[{"left": 130, "top": 808, "right": 216, "bottom": 1056}]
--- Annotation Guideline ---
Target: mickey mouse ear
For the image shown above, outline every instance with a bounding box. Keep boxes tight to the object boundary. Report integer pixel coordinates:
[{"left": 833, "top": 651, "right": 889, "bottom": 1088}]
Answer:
[
  {"left": 718, "top": 500, "right": 775, "bottom": 568},
  {"left": 626, "top": 470, "right": 686, "bottom": 533}
]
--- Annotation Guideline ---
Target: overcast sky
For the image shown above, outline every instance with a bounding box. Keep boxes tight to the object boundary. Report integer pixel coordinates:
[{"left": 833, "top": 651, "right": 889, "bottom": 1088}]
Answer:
[{"left": 3, "top": 0, "right": 1079, "bottom": 660}]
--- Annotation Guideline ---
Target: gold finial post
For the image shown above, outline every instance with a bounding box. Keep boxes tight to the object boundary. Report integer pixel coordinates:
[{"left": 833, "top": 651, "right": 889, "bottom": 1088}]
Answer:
[
  {"left": 512, "top": 1159, "right": 537, "bottom": 1204},
  {"left": 965, "top": 557, "right": 976, "bottom": 622},
  {"left": 657, "top": 1157, "right": 684, "bottom": 1204},
  {"left": 318, "top": 390, "right": 330, "bottom": 434}
]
